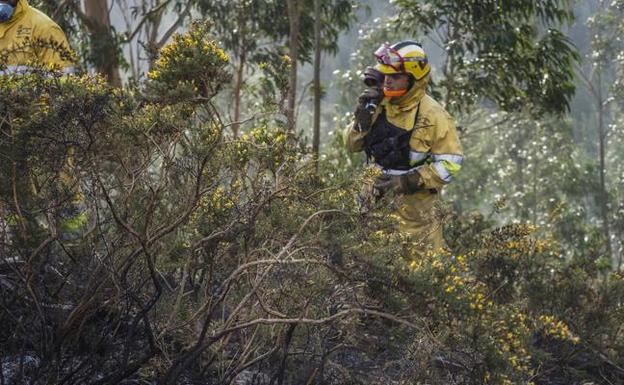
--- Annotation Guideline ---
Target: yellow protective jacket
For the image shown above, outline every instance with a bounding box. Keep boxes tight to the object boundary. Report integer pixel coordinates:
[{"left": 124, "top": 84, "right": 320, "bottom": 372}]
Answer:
[
  {"left": 345, "top": 79, "right": 463, "bottom": 190},
  {"left": 1, "top": 1, "right": 82, "bottom": 237},
  {"left": 345, "top": 79, "right": 463, "bottom": 250},
  {"left": 0, "top": 0, "right": 73, "bottom": 73}
]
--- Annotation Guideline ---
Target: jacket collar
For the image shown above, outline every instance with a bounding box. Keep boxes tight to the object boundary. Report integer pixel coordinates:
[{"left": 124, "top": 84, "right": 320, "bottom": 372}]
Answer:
[
  {"left": 1, "top": 0, "right": 28, "bottom": 30},
  {"left": 13, "top": 0, "right": 28, "bottom": 21},
  {"left": 382, "top": 75, "right": 429, "bottom": 121},
  {"left": 0, "top": 0, "right": 27, "bottom": 40}
]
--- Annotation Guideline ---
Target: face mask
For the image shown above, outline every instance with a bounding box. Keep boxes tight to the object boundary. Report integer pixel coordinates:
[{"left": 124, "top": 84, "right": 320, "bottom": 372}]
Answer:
[
  {"left": 0, "top": 3, "right": 15, "bottom": 23},
  {"left": 383, "top": 88, "right": 407, "bottom": 98}
]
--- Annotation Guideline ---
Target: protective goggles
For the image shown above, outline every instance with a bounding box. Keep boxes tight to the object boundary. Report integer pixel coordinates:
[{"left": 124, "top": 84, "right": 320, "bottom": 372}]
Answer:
[{"left": 373, "top": 43, "right": 427, "bottom": 72}]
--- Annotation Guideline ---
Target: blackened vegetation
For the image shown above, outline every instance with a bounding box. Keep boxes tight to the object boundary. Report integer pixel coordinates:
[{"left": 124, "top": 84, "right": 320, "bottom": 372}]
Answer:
[{"left": 1, "top": 26, "right": 624, "bottom": 385}]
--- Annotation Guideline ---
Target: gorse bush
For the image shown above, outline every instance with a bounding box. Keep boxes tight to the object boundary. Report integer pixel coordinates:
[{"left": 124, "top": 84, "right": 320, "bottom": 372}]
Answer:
[
  {"left": 147, "top": 21, "right": 231, "bottom": 102},
  {"left": 1, "top": 23, "right": 623, "bottom": 385}
]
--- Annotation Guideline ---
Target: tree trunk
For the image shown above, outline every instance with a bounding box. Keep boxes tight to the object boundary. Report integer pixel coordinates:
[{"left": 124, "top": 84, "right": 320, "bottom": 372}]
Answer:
[
  {"left": 286, "top": 0, "right": 301, "bottom": 133},
  {"left": 312, "top": 0, "right": 321, "bottom": 169},
  {"left": 84, "top": 0, "right": 122, "bottom": 87},
  {"left": 596, "top": 72, "right": 612, "bottom": 261},
  {"left": 232, "top": 44, "right": 246, "bottom": 137},
  {"left": 145, "top": 3, "right": 164, "bottom": 69},
  {"left": 443, "top": 20, "right": 456, "bottom": 109}
]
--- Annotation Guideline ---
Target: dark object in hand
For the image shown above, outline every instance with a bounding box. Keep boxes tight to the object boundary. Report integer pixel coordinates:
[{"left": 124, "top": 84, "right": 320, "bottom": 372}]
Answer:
[
  {"left": 362, "top": 67, "right": 385, "bottom": 112},
  {"left": 374, "top": 171, "right": 425, "bottom": 196},
  {"left": 363, "top": 66, "right": 385, "bottom": 88},
  {"left": 373, "top": 174, "right": 404, "bottom": 195},
  {"left": 354, "top": 88, "right": 381, "bottom": 131}
]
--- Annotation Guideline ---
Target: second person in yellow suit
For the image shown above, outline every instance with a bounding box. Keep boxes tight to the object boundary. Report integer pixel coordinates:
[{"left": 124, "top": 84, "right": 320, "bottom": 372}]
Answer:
[
  {"left": 1, "top": 0, "right": 85, "bottom": 242},
  {"left": 0, "top": 0, "right": 74, "bottom": 73},
  {"left": 345, "top": 41, "right": 463, "bottom": 252}
]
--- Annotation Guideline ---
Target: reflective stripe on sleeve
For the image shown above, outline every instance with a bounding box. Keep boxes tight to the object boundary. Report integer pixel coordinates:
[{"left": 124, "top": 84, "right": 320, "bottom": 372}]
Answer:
[
  {"left": 432, "top": 154, "right": 463, "bottom": 164},
  {"left": 409, "top": 151, "right": 428, "bottom": 164},
  {"left": 433, "top": 162, "right": 453, "bottom": 183},
  {"left": 0, "top": 65, "right": 32, "bottom": 75},
  {"left": 431, "top": 154, "right": 463, "bottom": 183},
  {"left": 0, "top": 65, "right": 76, "bottom": 76}
]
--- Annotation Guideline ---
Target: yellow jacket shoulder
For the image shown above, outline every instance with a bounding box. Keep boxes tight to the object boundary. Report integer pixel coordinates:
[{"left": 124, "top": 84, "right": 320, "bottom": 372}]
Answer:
[{"left": 0, "top": 1, "right": 72, "bottom": 68}]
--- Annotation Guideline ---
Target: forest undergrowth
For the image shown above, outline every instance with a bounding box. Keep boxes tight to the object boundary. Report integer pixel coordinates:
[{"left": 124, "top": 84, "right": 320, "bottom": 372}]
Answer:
[{"left": 1, "top": 23, "right": 623, "bottom": 385}]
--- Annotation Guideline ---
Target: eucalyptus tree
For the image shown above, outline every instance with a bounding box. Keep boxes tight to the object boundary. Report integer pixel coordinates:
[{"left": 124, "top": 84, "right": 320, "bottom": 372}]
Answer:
[
  {"left": 115, "top": 0, "right": 194, "bottom": 76},
  {"left": 194, "top": 0, "right": 281, "bottom": 136},
  {"left": 38, "top": 0, "right": 124, "bottom": 85},
  {"left": 287, "top": 0, "right": 355, "bottom": 135},
  {"left": 195, "top": 0, "right": 354, "bottom": 136},
  {"left": 392, "top": 0, "right": 580, "bottom": 116},
  {"left": 583, "top": 0, "right": 624, "bottom": 266},
  {"left": 448, "top": 111, "right": 602, "bottom": 260}
]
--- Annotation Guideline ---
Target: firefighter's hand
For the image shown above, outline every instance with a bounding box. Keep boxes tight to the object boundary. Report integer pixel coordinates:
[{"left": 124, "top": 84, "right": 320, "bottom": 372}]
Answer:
[
  {"left": 374, "top": 172, "right": 424, "bottom": 195},
  {"left": 357, "top": 87, "right": 381, "bottom": 107},
  {"left": 373, "top": 174, "right": 405, "bottom": 195},
  {"left": 353, "top": 88, "right": 380, "bottom": 132}
]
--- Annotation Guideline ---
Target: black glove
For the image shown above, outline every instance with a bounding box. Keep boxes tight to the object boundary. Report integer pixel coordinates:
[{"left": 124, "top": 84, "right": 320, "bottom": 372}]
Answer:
[
  {"left": 373, "top": 171, "right": 424, "bottom": 196},
  {"left": 373, "top": 174, "right": 402, "bottom": 197},
  {"left": 353, "top": 87, "right": 381, "bottom": 132}
]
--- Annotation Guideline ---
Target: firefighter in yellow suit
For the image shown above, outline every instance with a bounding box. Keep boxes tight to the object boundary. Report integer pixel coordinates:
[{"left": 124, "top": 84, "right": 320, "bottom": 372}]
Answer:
[
  {"left": 0, "top": 0, "right": 74, "bottom": 72},
  {"left": 345, "top": 41, "right": 463, "bottom": 252},
  {"left": 1, "top": 0, "right": 84, "bottom": 241}
]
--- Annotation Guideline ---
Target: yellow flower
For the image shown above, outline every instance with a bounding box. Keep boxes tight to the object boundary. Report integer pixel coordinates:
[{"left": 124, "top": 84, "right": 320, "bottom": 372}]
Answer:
[{"left": 539, "top": 314, "right": 580, "bottom": 343}]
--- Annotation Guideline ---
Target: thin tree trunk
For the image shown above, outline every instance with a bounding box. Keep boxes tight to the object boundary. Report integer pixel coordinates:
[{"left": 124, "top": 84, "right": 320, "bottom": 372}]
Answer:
[
  {"left": 312, "top": 0, "right": 321, "bottom": 169},
  {"left": 443, "top": 20, "right": 456, "bottom": 109},
  {"left": 286, "top": 0, "right": 301, "bottom": 133},
  {"left": 232, "top": 47, "right": 246, "bottom": 137},
  {"left": 596, "top": 72, "right": 612, "bottom": 260},
  {"left": 577, "top": 67, "right": 614, "bottom": 264},
  {"left": 510, "top": 122, "right": 528, "bottom": 221},
  {"left": 145, "top": 2, "right": 164, "bottom": 68},
  {"left": 531, "top": 123, "right": 538, "bottom": 227},
  {"left": 84, "top": 0, "right": 122, "bottom": 86}
]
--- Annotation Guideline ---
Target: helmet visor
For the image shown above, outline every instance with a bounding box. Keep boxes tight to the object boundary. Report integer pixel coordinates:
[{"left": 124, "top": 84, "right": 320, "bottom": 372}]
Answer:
[{"left": 374, "top": 43, "right": 404, "bottom": 72}]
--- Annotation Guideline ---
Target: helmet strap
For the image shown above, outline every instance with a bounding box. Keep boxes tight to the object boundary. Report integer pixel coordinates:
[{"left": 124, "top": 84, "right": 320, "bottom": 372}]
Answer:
[{"left": 407, "top": 74, "right": 415, "bottom": 90}]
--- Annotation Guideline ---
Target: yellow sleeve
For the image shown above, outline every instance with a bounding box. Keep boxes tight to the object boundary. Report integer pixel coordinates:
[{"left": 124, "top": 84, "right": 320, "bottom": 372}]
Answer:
[
  {"left": 37, "top": 25, "right": 75, "bottom": 70},
  {"left": 416, "top": 107, "right": 463, "bottom": 190},
  {"left": 344, "top": 106, "right": 385, "bottom": 153},
  {"left": 343, "top": 119, "right": 368, "bottom": 153}
]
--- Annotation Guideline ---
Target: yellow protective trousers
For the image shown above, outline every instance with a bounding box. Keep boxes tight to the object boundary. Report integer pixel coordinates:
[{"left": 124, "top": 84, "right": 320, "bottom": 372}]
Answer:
[{"left": 395, "top": 190, "right": 446, "bottom": 252}]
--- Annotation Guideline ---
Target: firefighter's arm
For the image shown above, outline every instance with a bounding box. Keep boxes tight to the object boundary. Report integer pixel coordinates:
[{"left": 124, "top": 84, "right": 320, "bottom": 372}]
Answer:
[
  {"left": 37, "top": 25, "right": 75, "bottom": 72},
  {"left": 344, "top": 88, "right": 383, "bottom": 153},
  {"left": 344, "top": 119, "right": 368, "bottom": 153},
  {"left": 411, "top": 107, "right": 463, "bottom": 190}
]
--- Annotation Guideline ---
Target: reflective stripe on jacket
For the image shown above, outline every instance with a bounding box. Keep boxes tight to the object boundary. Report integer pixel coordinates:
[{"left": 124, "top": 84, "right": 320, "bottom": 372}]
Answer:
[{"left": 0, "top": 64, "right": 76, "bottom": 75}]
